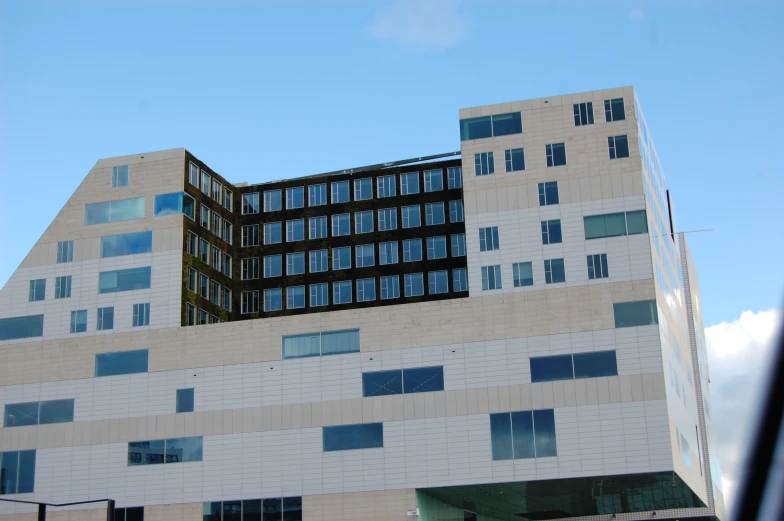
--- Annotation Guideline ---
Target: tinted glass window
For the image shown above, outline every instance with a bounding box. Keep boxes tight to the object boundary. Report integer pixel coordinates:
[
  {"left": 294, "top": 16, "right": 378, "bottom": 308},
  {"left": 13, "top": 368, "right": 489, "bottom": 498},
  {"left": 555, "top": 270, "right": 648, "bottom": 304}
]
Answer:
[
  {"left": 100, "top": 231, "right": 153, "bottom": 258},
  {"left": 98, "top": 267, "right": 151, "bottom": 293},
  {"left": 331, "top": 181, "right": 350, "bottom": 203},
  {"left": 489, "top": 412, "right": 513, "bottom": 460},
  {"left": 84, "top": 197, "right": 145, "bottom": 225},
  {"left": 38, "top": 399, "right": 74, "bottom": 424},
  {"left": 223, "top": 501, "right": 242, "bottom": 521},
  {"left": 286, "top": 187, "right": 304, "bottom": 209},
  {"left": 154, "top": 192, "right": 195, "bottom": 219},
  {"left": 613, "top": 300, "right": 659, "bottom": 328},
  {"left": 512, "top": 411, "right": 536, "bottom": 459},
  {"left": 401, "top": 172, "right": 420, "bottom": 195},
  {"left": 323, "top": 423, "right": 383, "bottom": 451},
  {"left": 321, "top": 329, "right": 360, "bottom": 355},
  {"left": 403, "top": 366, "right": 444, "bottom": 394},
  {"left": 176, "top": 388, "right": 195, "bottom": 413},
  {"left": 460, "top": 116, "right": 492, "bottom": 141},
  {"left": 0, "top": 315, "right": 44, "bottom": 341},
  {"left": 533, "top": 409, "right": 557, "bottom": 457},
  {"left": 513, "top": 262, "right": 533, "bottom": 287},
  {"left": 4, "top": 402, "right": 38, "bottom": 427},
  {"left": 626, "top": 210, "right": 648, "bottom": 234},
  {"left": 242, "top": 499, "right": 262, "bottom": 521},
  {"left": 264, "top": 190, "right": 281, "bottom": 212},
  {"left": 282, "top": 333, "right": 320, "bottom": 359},
  {"left": 363, "top": 370, "right": 403, "bottom": 397},
  {"left": 282, "top": 497, "right": 302, "bottom": 521},
  {"left": 165, "top": 436, "right": 203, "bottom": 462},
  {"left": 573, "top": 351, "right": 618, "bottom": 379},
  {"left": 530, "top": 354, "right": 573, "bottom": 383},
  {"left": 95, "top": 349, "right": 149, "bottom": 377},
  {"left": 492, "top": 112, "right": 523, "bottom": 136}
]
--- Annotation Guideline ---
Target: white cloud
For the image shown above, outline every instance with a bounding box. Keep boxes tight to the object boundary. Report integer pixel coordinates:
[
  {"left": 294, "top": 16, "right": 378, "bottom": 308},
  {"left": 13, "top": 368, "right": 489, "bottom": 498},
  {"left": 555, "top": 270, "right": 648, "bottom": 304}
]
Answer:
[
  {"left": 367, "top": 0, "right": 466, "bottom": 52},
  {"left": 705, "top": 309, "right": 781, "bottom": 508},
  {"left": 628, "top": 8, "right": 645, "bottom": 21}
]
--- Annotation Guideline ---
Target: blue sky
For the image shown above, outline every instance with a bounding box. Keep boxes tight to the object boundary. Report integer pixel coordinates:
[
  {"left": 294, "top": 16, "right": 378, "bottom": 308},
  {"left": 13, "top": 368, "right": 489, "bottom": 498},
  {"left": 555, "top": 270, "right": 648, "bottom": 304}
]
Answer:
[{"left": 1, "top": 0, "right": 782, "bottom": 326}]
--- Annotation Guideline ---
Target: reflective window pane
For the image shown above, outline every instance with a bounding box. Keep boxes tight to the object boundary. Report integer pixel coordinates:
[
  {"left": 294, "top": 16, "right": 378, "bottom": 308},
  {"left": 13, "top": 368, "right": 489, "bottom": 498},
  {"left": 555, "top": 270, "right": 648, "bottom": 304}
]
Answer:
[
  {"left": 85, "top": 197, "right": 145, "bottom": 225},
  {"left": 95, "top": 349, "right": 149, "bottom": 377},
  {"left": 98, "top": 267, "right": 151, "bottom": 293},
  {"left": 38, "top": 399, "right": 74, "bottom": 424},
  {"left": 613, "top": 300, "right": 659, "bottom": 328},
  {"left": 530, "top": 354, "right": 573, "bottom": 383},
  {"left": 403, "top": 366, "right": 444, "bottom": 394},
  {"left": 489, "top": 413, "right": 513, "bottom": 460},
  {"left": 573, "top": 351, "right": 618, "bottom": 379},
  {"left": 511, "top": 410, "right": 536, "bottom": 459},
  {"left": 100, "top": 231, "right": 153, "bottom": 258},
  {"left": 176, "top": 388, "right": 195, "bottom": 413},
  {"left": 164, "top": 436, "right": 203, "bottom": 463},
  {"left": 4, "top": 402, "right": 38, "bottom": 427},
  {"left": 323, "top": 423, "right": 383, "bottom": 451},
  {"left": 533, "top": 409, "right": 557, "bottom": 457},
  {"left": 363, "top": 370, "right": 403, "bottom": 397}
]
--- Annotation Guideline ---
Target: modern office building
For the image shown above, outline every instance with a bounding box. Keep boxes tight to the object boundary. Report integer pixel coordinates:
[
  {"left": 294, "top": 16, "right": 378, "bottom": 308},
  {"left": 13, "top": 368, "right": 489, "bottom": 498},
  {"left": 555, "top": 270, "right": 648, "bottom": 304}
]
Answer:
[{"left": 0, "top": 86, "right": 725, "bottom": 521}]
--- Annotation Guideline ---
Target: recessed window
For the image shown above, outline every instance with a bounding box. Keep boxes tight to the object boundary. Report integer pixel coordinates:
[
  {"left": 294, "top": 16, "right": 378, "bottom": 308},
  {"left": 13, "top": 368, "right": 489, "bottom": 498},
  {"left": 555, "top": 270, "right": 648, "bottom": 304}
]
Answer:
[
  {"left": 211, "top": 180, "right": 222, "bottom": 203},
  {"left": 201, "top": 172, "right": 211, "bottom": 197},
  {"left": 403, "top": 239, "right": 422, "bottom": 262},
  {"left": 504, "top": 148, "right": 525, "bottom": 172},
  {"left": 28, "top": 279, "right": 46, "bottom": 302},
  {"left": 241, "top": 291, "right": 259, "bottom": 314},
  {"left": 55, "top": 275, "right": 72, "bottom": 299},
  {"left": 69, "top": 310, "right": 87, "bottom": 333},
  {"left": 185, "top": 232, "right": 198, "bottom": 257},
  {"left": 211, "top": 246, "right": 222, "bottom": 271},
  {"left": 209, "top": 280, "right": 220, "bottom": 305},
  {"left": 84, "top": 197, "right": 145, "bottom": 225},
  {"left": 428, "top": 270, "right": 449, "bottom": 294},
  {"left": 263, "top": 222, "right": 281, "bottom": 245},
  {"left": 587, "top": 254, "right": 609, "bottom": 280},
  {"left": 380, "top": 275, "right": 400, "bottom": 299},
  {"left": 223, "top": 254, "right": 232, "bottom": 277},
  {"left": 613, "top": 300, "right": 658, "bottom": 328},
  {"left": 513, "top": 262, "right": 533, "bottom": 287},
  {"left": 584, "top": 210, "right": 648, "bottom": 239},
  {"left": 200, "top": 204, "right": 209, "bottom": 229},
  {"left": 449, "top": 200, "right": 464, "bottom": 223},
  {"left": 264, "top": 289, "right": 282, "bottom": 311},
  {"left": 286, "top": 219, "right": 305, "bottom": 242},
  {"left": 112, "top": 165, "right": 129, "bottom": 187},
  {"left": 198, "top": 308, "right": 209, "bottom": 326},
  {"left": 378, "top": 208, "right": 397, "bottom": 231},
  {"left": 223, "top": 189, "right": 233, "bottom": 212},
  {"left": 333, "top": 281, "right": 352, "bottom": 304},
  {"left": 479, "top": 226, "right": 499, "bottom": 252},
  {"left": 402, "top": 205, "right": 421, "bottom": 228},
  {"left": 426, "top": 236, "right": 447, "bottom": 260},
  {"left": 356, "top": 278, "right": 375, "bottom": 302},
  {"left": 573, "top": 102, "right": 594, "bottom": 126},
  {"left": 460, "top": 112, "right": 522, "bottom": 141},
  {"left": 474, "top": 152, "right": 495, "bottom": 176},
  {"left": 377, "top": 175, "right": 396, "bottom": 198},
  {"left": 264, "top": 255, "right": 282, "bottom": 278},
  {"left": 604, "top": 98, "right": 626, "bottom": 122},
  {"left": 222, "top": 288, "right": 232, "bottom": 312},
  {"left": 188, "top": 162, "right": 199, "bottom": 187},
  {"left": 199, "top": 274, "right": 209, "bottom": 299},
  {"left": 355, "top": 211, "right": 374, "bottom": 234},
  {"left": 453, "top": 268, "right": 468, "bottom": 292},
  {"left": 224, "top": 222, "right": 233, "bottom": 245},
  {"left": 286, "top": 187, "right": 305, "bottom": 209},
  {"left": 98, "top": 267, "right": 151, "bottom": 294},
  {"left": 185, "top": 303, "right": 196, "bottom": 326},
  {"left": 451, "top": 234, "right": 466, "bottom": 257},
  {"left": 541, "top": 220, "right": 562, "bottom": 245},
  {"left": 404, "top": 273, "right": 424, "bottom": 297},
  {"left": 57, "top": 240, "right": 74, "bottom": 263},
  {"left": 425, "top": 202, "right": 445, "bottom": 226},
  {"left": 608, "top": 135, "right": 630, "bottom": 159},
  {"left": 176, "top": 388, "right": 194, "bottom": 413},
  {"left": 100, "top": 231, "right": 153, "bottom": 258},
  {"left": 309, "top": 184, "right": 327, "bottom": 206},
  {"left": 546, "top": 143, "right": 566, "bottom": 167},
  {"left": 424, "top": 169, "right": 444, "bottom": 192},
  {"left": 331, "top": 181, "right": 350, "bottom": 203},
  {"left": 401, "top": 172, "right": 420, "bottom": 195},
  {"left": 263, "top": 190, "right": 281, "bottom": 212},
  {"left": 544, "top": 258, "right": 565, "bottom": 284},
  {"left": 242, "top": 224, "right": 260, "bottom": 247},
  {"left": 287, "top": 286, "right": 306, "bottom": 309},
  {"left": 356, "top": 244, "right": 375, "bottom": 267},
  {"left": 323, "top": 423, "right": 383, "bottom": 451},
  {"left": 186, "top": 267, "right": 198, "bottom": 292},
  {"left": 243, "top": 193, "right": 260, "bottom": 214},
  {"left": 309, "top": 216, "right": 327, "bottom": 239},
  {"left": 379, "top": 241, "right": 398, "bottom": 265},
  {"left": 210, "top": 213, "right": 222, "bottom": 237},
  {"left": 481, "top": 265, "right": 502, "bottom": 290},
  {"left": 309, "top": 249, "right": 328, "bottom": 273},
  {"left": 0, "top": 315, "right": 44, "bottom": 341},
  {"left": 354, "top": 178, "right": 373, "bottom": 201},
  {"left": 332, "top": 247, "right": 351, "bottom": 270},
  {"left": 286, "top": 253, "right": 305, "bottom": 275},
  {"left": 448, "top": 167, "right": 463, "bottom": 189},
  {"left": 310, "top": 283, "right": 329, "bottom": 307},
  {"left": 332, "top": 213, "right": 350, "bottom": 237},
  {"left": 132, "top": 303, "right": 150, "bottom": 327},
  {"left": 538, "top": 182, "right": 559, "bottom": 206},
  {"left": 97, "top": 306, "right": 114, "bottom": 330},
  {"left": 198, "top": 238, "right": 209, "bottom": 263},
  {"left": 490, "top": 409, "right": 557, "bottom": 460}
]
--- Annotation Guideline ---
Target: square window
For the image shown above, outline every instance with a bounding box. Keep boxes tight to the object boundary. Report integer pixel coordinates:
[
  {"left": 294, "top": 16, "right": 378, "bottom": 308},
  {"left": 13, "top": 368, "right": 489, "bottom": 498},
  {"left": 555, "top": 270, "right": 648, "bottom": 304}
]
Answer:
[
  {"left": 264, "top": 288, "right": 282, "bottom": 311},
  {"left": 448, "top": 167, "right": 463, "bottom": 189},
  {"left": 286, "top": 286, "right": 306, "bottom": 309},
  {"left": 264, "top": 255, "right": 282, "bottom": 278},
  {"left": 608, "top": 135, "right": 630, "bottom": 159},
  {"left": 379, "top": 241, "right": 399, "bottom": 265},
  {"left": 198, "top": 308, "right": 209, "bottom": 325},
  {"left": 426, "top": 236, "right": 447, "bottom": 260},
  {"left": 453, "top": 268, "right": 468, "bottom": 292},
  {"left": 604, "top": 98, "right": 626, "bottom": 122},
  {"left": 401, "top": 205, "right": 421, "bottom": 228},
  {"left": 286, "top": 187, "right": 304, "bottom": 209},
  {"left": 404, "top": 273, "right": 424, "bottom": 297},
  {"left": 403, "top": 239, "right": 423, "bottom": 262},
  {"left": 28, "top": 279, "right": 46, "bottom": 302},
  {"left": 263, "top": 190, "right": 281, "bottom": 212},
  {"left": 474, "top": 152, "right": 495, "bottom": 176},
  {"left": 331, "top": 180, "right": 350, "bottom": 203},
  {"left": 380, "top": 275, "right": 400, "bottom": 299},
  {"left": 286, "top": 219, "right": 305, "bottom": 242},
  {"left": 449, "top": 200, "right": 464, "bottom": 223},
  {"left": 70, "top": 310, "right": 87, "bottom": 333},
  {"left": 424, "top": 169, "right": 444, "bottom": 192},
  {"left": 573, "top": 102, "right": 594, "bottom": 126},
  {"left": 513, "top": 262, "right": 533, "bottom": 287},
  {"left": 333, "top": 247, "right": 352, "bottom": 270},
  {"left": 242, "top": 258, "right": 259, "bottom": 280},
  {"left": 57, "top": 240, "right": 74, "bottom": 263},
  {"left": 309, "top": 216, "right": 328, "bottom": 239},
  {"left": 357, "top": 278, "right": 376, "bottom": 302},
  {"left": 504, "top": 148, "right": 525, "bottom": 172},
  {"left": 428, "top": 270, "right": 449, "bottom": 294},
  {"left": 55, "top": 275, "right": 72, "bottom": 299},
  {"left": 545, "top": 143, "right": 566, "bottom": 167},
  {"left": 241, "top": 224, "right": 259, "bottom": 247},
  {"left": 310, "top": 283, "right": 329, "bottom": 307},
  {"left": 309, "top": 184, "right": 327, "bottom": 206},
  {"left": 544, "top": 258, "right": 566, "bottom": 284},
  {"left": 356, "top": 244, "right": 375, "bottom": 267},
  {"left": 541, "top": 220, "right": 563, "bottom": 245},
  {"left": 479, "top": 227, "right": 500, "bottom": 251},
  {"left": 377, "top": 175, "right": 397, "bottom": 198},
  {"left": 354, "top": 178, "right": 373, "bottom": 201},
  {"left": 332, "top": 213, "right": 350, "bottom": 236},
  {"left": 97, "top": 306, "right": 114, "bottom": 330},
  {"left": 286, "top": 252, "right": 305, "bottom": 275},
  {"left": 481, "top": 265, "right": 502, "bottom": 290},
  {"left": 587, "top": 253, "right": 609, "bottom": 280},
  {"left": 263, "top": 222, "right": 281, "bottom": 245},
  {"left": 132, "top": 303, "right": 150, "bottom": 327},
  {"left": 112, "top": 165, "right": 129, "bottom": 187},
  {"left": 425, "top": 202, "right": 445, "bottom": 226},
  {"left": 243, "top": 193, "right": 260, "bottom": 214},
  {"left": 333, "top": 281, "right": 352, "bottom": 304},
  {"left": 378, "top": 208, "right": 397, "bottom": 231},
  {"left": 309, "top": 249, "right": 328, "bottom": 273},
  {"left": 538, "top": 182, "right": 559, "bottom": 206},
  {"left": 400, "top": 172, "right": 420, "bottom": 195},
  {"left": 176, "top": 388, "right": 194, "bottom": 413},
  {"left": 355, "top": 211, "right": 374, "bottom": 234}
]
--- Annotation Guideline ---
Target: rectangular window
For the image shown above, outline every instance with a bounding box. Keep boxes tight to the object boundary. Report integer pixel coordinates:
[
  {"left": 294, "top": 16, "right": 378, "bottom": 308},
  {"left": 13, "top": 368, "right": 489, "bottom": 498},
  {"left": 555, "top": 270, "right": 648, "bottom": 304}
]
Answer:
[
  {"left": 530, "top": 351, "right": 618, "bottom": 382},
  {"left": 222, "top": 254, "right": 232, "bottom": 277},
  {"left": 401, "top": 205, "right": 421, "bottom": 228},
  {"left": 286, "top": 219, "right": 305, "bottom": 242},
  {"left": 95, "top": 349, "right": 149, "bottom": 377},
  {"left": 264, "top": 289, "right": 282, "bottom": 312},
  {"left": 427, "top": 236, "right": 447, "bottom": 260},
  {"left": 286, "top": 252, "right": 305, "bottom": 275},
  {"left": 573, "top": 351, "right": 619, "bottom": 379},
  {"left": 310, "top": 283, "right": 329, "bottom": 307},
  {"left": 504, "top": 148, "right": 525, "bottom": 172},
  {"left": 309, "top": 184, "right": 327, "bottom": 206},
  {"left": 210, "top": 213, "right": 222, "bottom": 237},
  {"left": 481, "top": 265, "right": 502, "bottom": 290},
  {"left": 460, "top": 112, "right": 522, "bottom": 141},
  {"left": 541, "top": 220, "right": 562, "bottom": 245},
  {"left": 544, "top": 258, "right": 565, "bottom": 284},
  {"left": 264, "top": 255, "right": 282, "bottom": 278},
  {"left": 286, "top": 187, "right": 305, "bottom": 209},
  {"left": 242, "top": 224, "right": 260, "bottom": 246},
  {"left": 479, "top": 226, "right": 499, "bottom": 251},
  {"left": 223, "top": 189, "right": 232, "bottom": 211},
  {"left": 222, "top": 288, "right": 232, "bottom": 312},
  {"left": 0, "top": 450, "right": 36, "bottom": 494},
  {"left": 332, "top": 213, "right": 350, "bottom": 236},
  {"left": 451, "top": 234, "right": 466, "bottom": 257},
  {"left": 587, "top": 253, "right": 609, "bottom": 279},
  {"left": 28, "top": 279, "right": 45, "bottom": 302},
  {"left": 363, "top": 370, "right": 403, "bottom": 397},
  {"left": 154, "top": 192, "right": 195, "bottom": 220},
  {"left": 331, "top": 180, "right": 350, "bottom": 203},
  {"left": 573, "top": 102, "right": 594, "bottom": 126},
  {"left": 332, "top": 247, "right": 351, "bottom": 270},
  {"left": 185, "top": 232, "right": 198, "bottom": 257},
  {"left": 241, "top": 291, "right": 259, "bottom": 314},
  {"left": 127, "top": 436, "right": 203, "bottom": 465},
  {"left": 453, "top": 268, "right": 468, "bottom": 292},
  {"left": 211, "top": 246, "right": 222, "bottom": 271},
  {"left": 448, "top": 166, "right": 463, "bottom": 189},
  {"left": 490, "top": 409, "right": 556, "bottom": 460},
  {"left": 309, "top": 249, "right": 328, "bottom": 273},
  {"left": 604, "top": 98, "right": 626, "bottom": 121},
  {"left": 0, "top": 315, "right": 44, "bottom": 341},
  {"left": 201, "top": 172, "right": 211, "bottom": 196},
  {"left": 242, "top": 258, "right": 259, "bottom": 280},
  {"left": 263, "top": 222, "right": 281, "bottom": 244},
  {"left": 54, "top": 275, "right": 72, "bottom": 299},
  {"left": 356, "top": 244, "right": 375, "bottom": 267},
  {"left": 97, "top": 306, "right": 114, "bottom": 330},
  {"left": 5, "top": 399, "right": 74, "bottom": 427},
  {"left": 176, "top": 388, "right": 194, "bottom": 413},
  {"left": 400, "top": 172, "right": 420, "bottom": 195},
  {"left": 57, "top": 240, "right": 74, "bottom": 263},
  {"left": 424, "top": 169, "right": 443, "bottom": 192},
  {"left": 185, "top": 303, "right": 196, "bottom": 326},
  {"left": 584, "top": 210, "right": 648, "bottom": 239},
  {"left": 513, "top": 262, "right": 533, "bottom": 287},
  {"left": 449, "top": 200, "right": 464, "bottom": 223},
  {"left": 428, "top": 270, "right": 449, "bottom": 294},
  {"left": 188, "top": 162, "right": 199, "bottom": 187},
  {"left": 354, "top": 178, "right": 373, "bottom": 201},
  {"left": 608, "top": 135, "right": 630, "bottom": 159},
  {"left": 425, "top": 202, "right": 445, "bottom": 226},
  {"left": 380, "top": 275, "right": 400, "bottom": 300},
  {"left": 362, "top": 366, "right": 444, "bottom": 397},
  {"left": 209, "top": 180, "right": 220, "bottom": 202},
  {"left": 132, "top": 303, "right": 150, "bottom": 327},
  {"left": 538, "top": 182, "right": 559, "bottom": 206},
  {"left": 263, "top": 190, "right": 280, "bottom": 212},
  {"left": 379, "top": 241, "right": 398, "bottom": 265},
  {"left": 209, "top": 281, "right": 220, "bottom": 305},
  {"left": 545, "top": 143, "right": 566, "bottom": 167},
  {"left": 100, "top": 231, "right": 153, "bottom": 258},
  {"left": 377, "top": 175, "right": 396, "bottom": 198},
  {"left": 404, "top": 273, "right": 424, "bottom": 297},
  {"left": 355, "top": 211, "right": 374, "bottom": 234},
  {"left": 309, "top": 216, "right": 328, "bottom": 239},
  {"left": 378, "top": 208, "right": 397, "bottom": 231},
  {"left": 287, "top": 286, "right": 306, "bottom": 309},
  {"left": 356, "top": 278, "right": 375, "bottom": 302},
  {"left": 474, "top": 152, "right": 495, "bottom": 176},
  {"left": 84, "top": 197, "right": 145, "bottom": 225},
  {"left": 613, "top": 300, "right": 659, "bottom": 328},
  {"left": 403, "top": 239, "right": 422, "bottom": 262},
  {"left": 199, "top": 274, "right": 209, "bottom": 299},
  {"left": 323, "top": 423, "right": 383, "bottom": 451},
  {"left": 98, "top": 267, "right": 151, "bottom": 293},
  {"left": 112, "top": 165, "right": 129, "bottom": 187},
  {"left": 282, "top": 328, "right": 359, "bottom": 359},
  {"left": 245, "top": 193, "right": 263, "bottom": 215},
  {"left": 200, "top": 204, "right": 209, "bottom": 229},
  {"left": 333, "top": 281, "right": 352, "bottom": 305}
]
